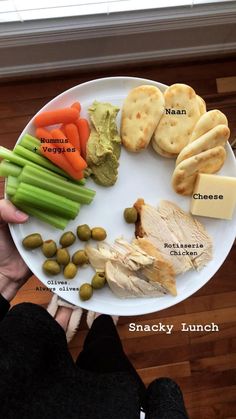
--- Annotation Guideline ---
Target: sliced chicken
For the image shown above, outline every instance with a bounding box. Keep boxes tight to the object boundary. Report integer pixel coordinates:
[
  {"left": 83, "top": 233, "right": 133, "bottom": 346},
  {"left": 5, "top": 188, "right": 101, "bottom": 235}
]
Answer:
[
  {"left": 134, "top": 199, "right": 193, "bottom": 274},
  {"left": 105, "top": 260, "right": 166, "bottom": 298},
  {"left": 158, "top": 200, "right": 213, "bottom": 270},
  {"left": 134, "top": 238, "right": 177, "bottom": 296}
]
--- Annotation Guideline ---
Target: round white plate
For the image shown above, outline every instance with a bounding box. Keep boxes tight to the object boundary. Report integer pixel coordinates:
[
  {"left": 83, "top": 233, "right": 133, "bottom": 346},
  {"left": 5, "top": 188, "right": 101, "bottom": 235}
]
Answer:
[{"left": 9, "top": 76, "right": 236, "bottom": 315}]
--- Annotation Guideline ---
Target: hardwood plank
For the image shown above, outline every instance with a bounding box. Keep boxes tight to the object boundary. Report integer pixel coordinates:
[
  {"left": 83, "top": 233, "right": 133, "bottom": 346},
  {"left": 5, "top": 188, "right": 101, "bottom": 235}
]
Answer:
[{"left": 137, "top": 361, "right": 191, "bottom": 386}]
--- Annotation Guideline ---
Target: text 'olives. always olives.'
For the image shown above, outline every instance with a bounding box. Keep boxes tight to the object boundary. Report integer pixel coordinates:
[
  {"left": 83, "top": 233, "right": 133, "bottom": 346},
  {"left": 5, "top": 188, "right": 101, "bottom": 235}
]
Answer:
[
  {"left": 72, "top": 250, "right": 89, "bottom": 266},
  {"left": 79, "top": 283, "right": 93, "bottom": 301},
  {"left": 42, "top": 240, "right": 57, "bottom": 258},
  {"left": 43, "top": 260, "right": 61, "bottom": 275},
  {"left": 91, "top": 272, "right": 106, "bottom": 289},
  {"left": 63, "top": 262, "right": 78, "bottom": 279},
  {"left": 59, "top": 231, "right": 76, "bottom": 248},
  {"left": 91, "top": 227, "right": 107, "bottom": 241},
  {"left": 124, "top": 207, "right": 138, "bottom": 224},
  {"left": 77, "top": 224, "right": 91, "bottom": 241},
  {"left": 56, "top": 248, "right": 70, "bottom": 266},
  {"left": 22, "top": 233, "right": 43, "bottom": 250}
]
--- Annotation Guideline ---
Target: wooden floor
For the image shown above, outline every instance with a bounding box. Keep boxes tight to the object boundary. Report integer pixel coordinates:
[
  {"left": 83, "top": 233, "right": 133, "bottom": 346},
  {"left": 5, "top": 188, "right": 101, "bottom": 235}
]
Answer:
[{"left": 0, "top": 56, "right": 236, "bottom": 419}]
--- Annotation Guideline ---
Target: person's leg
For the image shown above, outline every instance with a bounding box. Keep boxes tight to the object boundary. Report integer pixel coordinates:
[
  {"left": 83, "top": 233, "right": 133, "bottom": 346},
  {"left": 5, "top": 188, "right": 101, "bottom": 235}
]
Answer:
[
  {"left": 76, "top": 314, "right": 146, "bottom": 410},
  {"left": 0, "top": 302, "right": 74, "bottom": 385},
  {"left": 146, "top": 378, "right": 189, "bottom": 419}
]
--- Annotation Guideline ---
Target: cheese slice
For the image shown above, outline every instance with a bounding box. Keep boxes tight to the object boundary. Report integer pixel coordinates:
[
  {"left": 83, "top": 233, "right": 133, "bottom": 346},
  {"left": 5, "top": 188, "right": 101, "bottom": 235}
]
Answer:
[{"left": 191, "top": 174, "right": 236, "bottom": 220}]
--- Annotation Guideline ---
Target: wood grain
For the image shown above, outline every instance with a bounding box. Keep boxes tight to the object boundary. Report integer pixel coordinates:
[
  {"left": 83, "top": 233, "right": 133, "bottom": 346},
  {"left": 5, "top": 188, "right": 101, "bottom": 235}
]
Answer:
[{"left": 0, "top": 55, "right": 236, "bottom": 418}]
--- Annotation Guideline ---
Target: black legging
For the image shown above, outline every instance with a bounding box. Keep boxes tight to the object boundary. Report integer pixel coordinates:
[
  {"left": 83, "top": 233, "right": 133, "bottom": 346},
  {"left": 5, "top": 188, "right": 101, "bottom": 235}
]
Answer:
[{"left": 0, "top": 302, "right": 188, "bottom": 419}]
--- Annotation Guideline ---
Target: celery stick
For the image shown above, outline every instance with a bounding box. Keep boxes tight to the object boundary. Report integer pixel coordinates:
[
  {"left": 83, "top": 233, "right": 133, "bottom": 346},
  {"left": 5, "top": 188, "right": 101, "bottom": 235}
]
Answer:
[
  {"left": 6, "top": 176, "right": 19, "bottom": 196},
  {"left": 0, "top": 161, "right": 22, "bottom": 177},
  {"left": 19, "top": 165, "right": 95, "bottom": 205},
  {"left": 11, "top": 198, "right": 69, "bottom": 230},
  {"left": 20, "top": 134, "right": 40, "bottom": 150},
  {"left": 6, "top": 186, "right": 16, "bottom": 196},
  {"left": 0, "top": 147, "right": 68, "bottom": 180},
  {"left": 15, "top": 182, "right": 80, "bottom": 219},
  {"left": 20, "top": 134, "right": 86, "bottom": 185},
  {"left": 8, "top": 176, "right": 20, "bottom": 188},
  {"left": 14, "top": 145, "right": 69, "bottom": 175}
]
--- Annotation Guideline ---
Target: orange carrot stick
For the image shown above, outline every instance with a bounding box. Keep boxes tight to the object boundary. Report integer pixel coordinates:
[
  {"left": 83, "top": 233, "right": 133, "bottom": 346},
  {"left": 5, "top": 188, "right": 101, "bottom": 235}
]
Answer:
[
  {"left": 50, "top": 128, "right": 86, "bottom": 171},
  {"left": 76, "top": 118, "right": 90, "bottom": 160},
  {"left": 60, "top": 124, "right": 66, "bottom": 135},
  {"left": 40, "top": 145, "right": 84, "bottom": 180},
  {"left": 51, "top": 128, "right": 68, "bottom": 142},
  {"left": 64, "top": 123, "right": 81, "bottom": 151},
  {"left": 35, "top": 127, "right": 53, "bottom": 140},
  {"left": 71, "top": 102, "right": 81, "bottom": 114},
  {"left": 34, "top": 108, "right": 79, "bottom": 128},
  {"left": 63, "top": 143, "right": 87, "bottom": 171}
]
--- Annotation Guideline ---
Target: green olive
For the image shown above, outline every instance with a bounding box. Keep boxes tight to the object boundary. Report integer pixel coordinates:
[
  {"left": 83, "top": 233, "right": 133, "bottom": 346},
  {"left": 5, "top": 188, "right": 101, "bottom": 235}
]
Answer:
[
  {"left": 77, "top": 224, "right": 91, "bottom": 241},
  {"left": 59, "top": 231, "right": 76, "bottom": 248},
  {"left": 22, "top": 233, "right": 43, "bottom": 250},
  {"left": 42, "top": 240, "right": 57, "bottom": 258},
  {"left": 43, "top": 260, "right": 60, "bottom": 275},
  {"left": 72, "top": 250, "right": 89, "bottom": 266},
  {"left": 91, "top": 272, "right": 106, "bottom": 289},
  {"left": 124, "top": 207, "right": 138, "bottom": 224},
  {"left": 91, "top": 227, "right": 107, "bottom": 241},
  {"left": 56, "top": 248, "right": 70, "bottom": 266},
  {"left": 79, "top": 283, "right": 93, "bottom": 301},
  {"left": 63, "top": 262, "right": 78, "bottom": 279}
]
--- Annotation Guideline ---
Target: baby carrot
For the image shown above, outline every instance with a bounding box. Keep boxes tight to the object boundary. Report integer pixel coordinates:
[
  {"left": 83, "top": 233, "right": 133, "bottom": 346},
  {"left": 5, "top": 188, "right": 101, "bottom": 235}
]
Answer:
[
  {"left": 35, "top": 127, "right": 53, "bottom": 140},
  {"left": 63, "top": 142, "right": 87, "bottom": 171},
  {"left": 64, "top": 123, "right": 81, "bottom": 151},
  {"left": 71, "top": 102, "right": 81, "bottom": 114},
  {"left": 34, "top": 108, "right": 79, "bottom": 128},
  {"left": 76, "top": 118, "right": 90, "bottom": 160},
  {"left": 40, "top": 145, "right": 84, "bottom": 180},
  {"left": 51, "top": 128, "right": 68, "bottom": 142}
]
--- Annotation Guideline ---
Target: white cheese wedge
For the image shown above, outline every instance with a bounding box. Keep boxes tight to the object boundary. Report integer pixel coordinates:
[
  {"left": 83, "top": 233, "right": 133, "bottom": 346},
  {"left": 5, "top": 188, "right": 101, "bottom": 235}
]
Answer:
[{"left": 191, "top": 174, "right": 236, "bottom": 220}]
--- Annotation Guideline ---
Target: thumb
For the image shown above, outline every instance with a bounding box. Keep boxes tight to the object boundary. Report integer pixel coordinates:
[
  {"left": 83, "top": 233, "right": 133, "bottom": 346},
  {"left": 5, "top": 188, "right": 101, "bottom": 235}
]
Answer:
[{"left": 0, "top": 199, "right": 29, "bottom": 224}]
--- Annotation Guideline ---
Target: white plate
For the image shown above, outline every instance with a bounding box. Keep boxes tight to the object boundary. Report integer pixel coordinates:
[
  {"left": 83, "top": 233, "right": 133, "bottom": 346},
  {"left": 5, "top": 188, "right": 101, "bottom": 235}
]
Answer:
[{"left": 9, "top": 76, "right": 236, "bottom": 315}]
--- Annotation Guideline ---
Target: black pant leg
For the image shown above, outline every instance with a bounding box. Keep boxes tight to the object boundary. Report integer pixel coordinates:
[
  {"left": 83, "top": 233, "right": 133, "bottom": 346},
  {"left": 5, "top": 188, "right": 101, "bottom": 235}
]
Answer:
[
  {"left": 76, "top": 314, "right": 147, "bottom": 410},
  {"left": 146, "top": 378, "right": 189, "bottom": 419},
  {"left": 0, "top": 303, "right": 74, "bottom": 394}
]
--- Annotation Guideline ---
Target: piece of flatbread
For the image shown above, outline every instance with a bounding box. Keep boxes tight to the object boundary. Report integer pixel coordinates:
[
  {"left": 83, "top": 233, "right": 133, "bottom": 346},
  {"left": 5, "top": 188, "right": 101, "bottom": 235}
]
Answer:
[
  {"left": 189, "top": 109, "right": 228, "bottom": 143},
  {"left": 153, "top": 83, "right": 201, "bottom": 154},
  {"left": 172, "top": 146, "right": 226, "bottom": 195},
  {"left": 121, "top": 85, "right": 165, "bottom": 152},
  {"left": 176, "top": 124, "right": 230, "bottom": 165},
  {"left": 197, "top": 95, "right": 207, "bottom": 115},
  {"left": 152, "top": 138, "right": 178, "bottom": 159}
]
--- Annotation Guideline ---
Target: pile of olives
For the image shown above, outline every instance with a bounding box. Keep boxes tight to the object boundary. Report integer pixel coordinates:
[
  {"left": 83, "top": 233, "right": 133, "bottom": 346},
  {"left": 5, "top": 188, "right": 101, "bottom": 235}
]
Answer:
[{"left": 22, "top": 224, "right": 107, "bottom": 301}]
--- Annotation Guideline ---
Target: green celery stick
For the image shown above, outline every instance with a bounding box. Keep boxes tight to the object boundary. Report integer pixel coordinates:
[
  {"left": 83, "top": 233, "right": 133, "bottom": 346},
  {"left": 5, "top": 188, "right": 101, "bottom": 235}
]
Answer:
[
  {"left": 6, "top": 176, "right": 20, "bottom": 196},
  {"left": 11, "top": 198, "right": 69, "bottom": 230},
  {"left": 20, "top": 134, "right": 40, "bottom": 150},
  {"left": 0, "top": 161, "right": 22, "bottom": 177},
  {"left": 8, "top": 176, "right": 19, "bottom": 188},
  {"left": 19, "top": 135, "right": 86, "bottom": 185},
  {"left": 14, "top": 144, "right": 68, "bottom": 174},
  {"left": 15, "top": 182, "right": 80, "bottom": 219},
  {"left": 19, "top": 165, "right": 95, "bottom": 205},
  {"left": 6, "top": 185, "right": 16, "bottom": 196},
  {"left": 0, "top": 147, "right": 67, "bottom": 180}
]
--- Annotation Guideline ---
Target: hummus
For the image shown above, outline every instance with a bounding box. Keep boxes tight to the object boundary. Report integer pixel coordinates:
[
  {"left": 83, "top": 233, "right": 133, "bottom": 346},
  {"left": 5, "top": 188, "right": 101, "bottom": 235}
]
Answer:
[{"left": 86, "top": 101, "right": 121, "bottom": 186}]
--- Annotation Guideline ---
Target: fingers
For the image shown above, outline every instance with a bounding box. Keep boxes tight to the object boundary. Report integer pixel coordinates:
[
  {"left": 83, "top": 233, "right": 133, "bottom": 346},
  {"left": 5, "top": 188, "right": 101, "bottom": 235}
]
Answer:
[{"left": 0, "top": 199, "right": 29, "bottom": 224}]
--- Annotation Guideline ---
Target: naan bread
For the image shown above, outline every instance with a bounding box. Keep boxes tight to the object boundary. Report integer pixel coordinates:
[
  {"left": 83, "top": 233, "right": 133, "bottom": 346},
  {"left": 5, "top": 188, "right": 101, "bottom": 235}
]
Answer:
[{"left": 121, "top": 85, "right": 165, "bottom": 152}]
